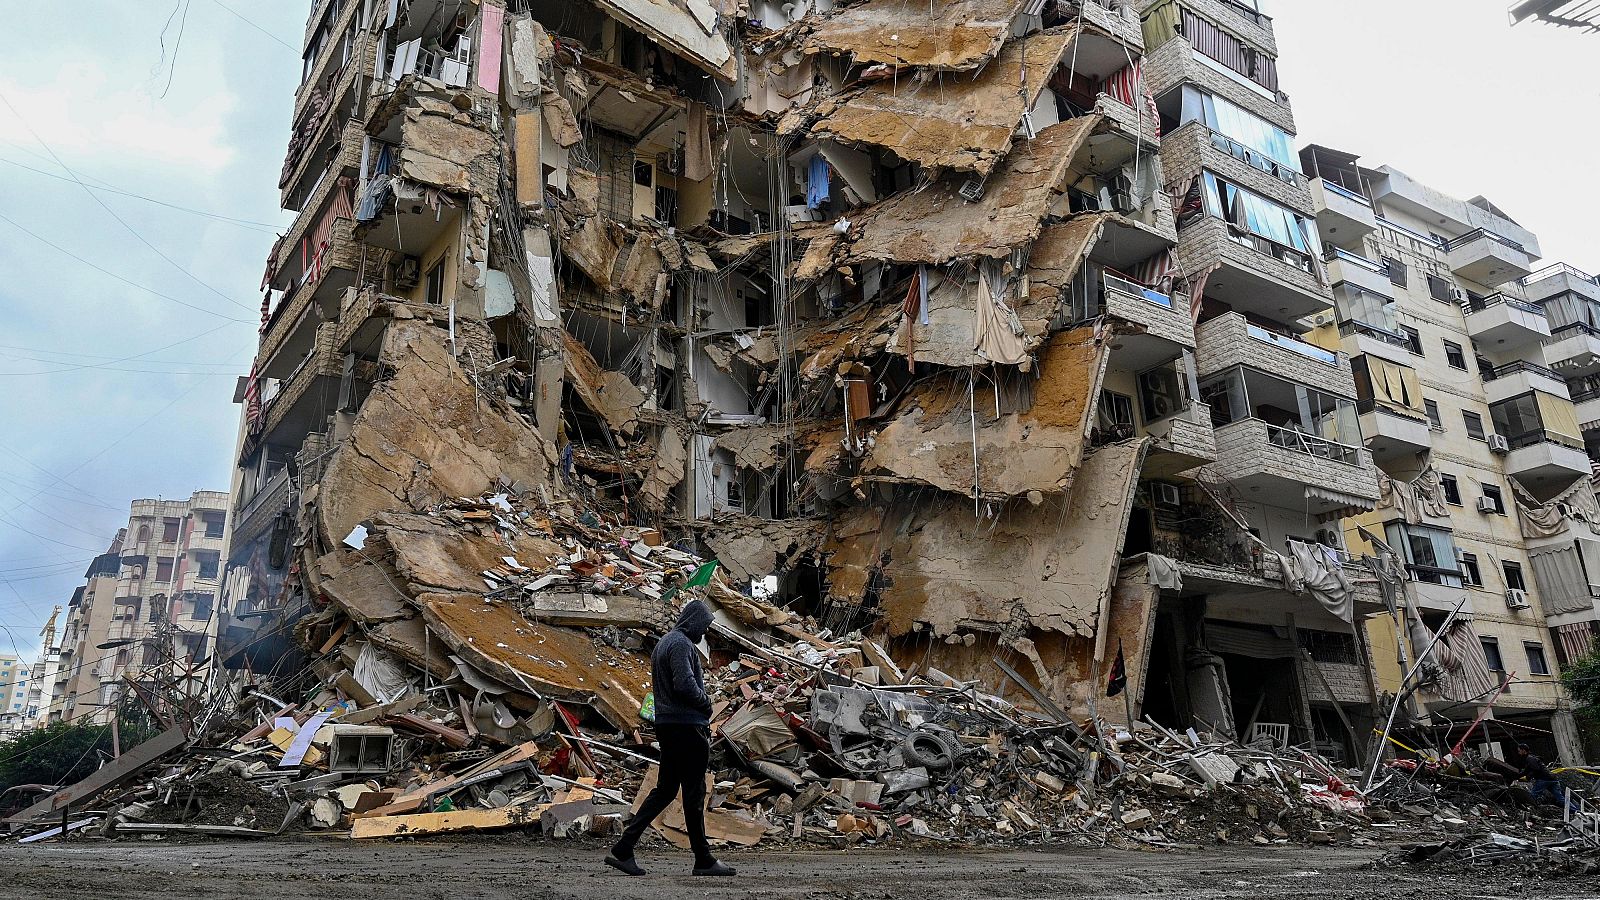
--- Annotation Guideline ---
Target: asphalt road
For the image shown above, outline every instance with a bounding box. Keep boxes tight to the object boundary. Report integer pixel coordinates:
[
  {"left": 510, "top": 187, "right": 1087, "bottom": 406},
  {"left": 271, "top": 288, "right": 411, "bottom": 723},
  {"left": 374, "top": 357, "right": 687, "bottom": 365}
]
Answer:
[{"left": 0, "top": 836, "right": 1592, "bottom": 900}]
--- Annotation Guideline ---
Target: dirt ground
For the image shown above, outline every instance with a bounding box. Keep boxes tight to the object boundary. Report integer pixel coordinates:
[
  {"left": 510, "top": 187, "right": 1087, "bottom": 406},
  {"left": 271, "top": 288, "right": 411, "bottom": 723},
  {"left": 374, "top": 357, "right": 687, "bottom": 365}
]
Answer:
[{"left": 0, "top": 836, "right": 1593, "bottom": 900}]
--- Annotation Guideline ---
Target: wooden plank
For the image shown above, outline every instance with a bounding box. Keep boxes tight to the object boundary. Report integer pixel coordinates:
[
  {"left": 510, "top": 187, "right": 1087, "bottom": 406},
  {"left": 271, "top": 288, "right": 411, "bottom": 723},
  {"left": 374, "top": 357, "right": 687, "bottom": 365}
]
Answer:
[
  {"left": 351, "top": 804, "right": 546, "bottom": 839},
  {"left": 340, "top": 693, "right": 424, "bottom": 725},
  {"left": 5, "top": 726, "right": 188, "bottom": 824},
  {"left": 357, "top": 742, "right": 542, "bottom": 817}
]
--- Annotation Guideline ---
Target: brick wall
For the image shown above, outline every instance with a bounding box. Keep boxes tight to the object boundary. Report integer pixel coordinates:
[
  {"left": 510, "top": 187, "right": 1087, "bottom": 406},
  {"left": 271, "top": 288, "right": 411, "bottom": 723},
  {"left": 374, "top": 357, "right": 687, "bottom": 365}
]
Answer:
[
  {"left": 1177, "top": 217, "right": 1331, "bottom": 308},
  {"left": 1160, "top": 121, "right": 1314, "bottom": 217},
  {"left": 1208, "top": 418, "right": 1380, "bottom": 502},
  {"left": 1143, "top": 38, "right": 1295, "bottom": 133},
  {"left": 1304, "top": 661, "right": 1370, "bottom": 705},
  {"left": 1196, "top": 313, "right": 1356, "bottom": 397}
]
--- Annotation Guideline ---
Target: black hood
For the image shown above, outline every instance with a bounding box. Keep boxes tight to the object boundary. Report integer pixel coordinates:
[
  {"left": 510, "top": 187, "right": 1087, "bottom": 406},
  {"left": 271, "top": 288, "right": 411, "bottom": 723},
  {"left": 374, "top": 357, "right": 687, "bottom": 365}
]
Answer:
[{"left": 675, "top": 599, "right": 714, "bottom": 642}]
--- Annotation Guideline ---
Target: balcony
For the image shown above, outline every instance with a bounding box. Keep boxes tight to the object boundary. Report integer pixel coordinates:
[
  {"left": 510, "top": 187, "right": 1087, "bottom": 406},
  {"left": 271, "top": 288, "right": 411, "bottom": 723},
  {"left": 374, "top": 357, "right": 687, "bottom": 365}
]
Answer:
[
  {"left": 1462, "top": 292, "right": 1550, "bottom": 351},
  {"left": 1523, "top": 262, "right": 1600, "bottom": 304},
  {"left": 257, "top": 325, "right": 343, "bottom": 449},
  {"left": 1142, "top": 401, "right": 1218, "bottom": 478},
  {"left": 1541, "top": 322, "right": 1600, "bottom": 378},
  {"left": 1502, "top": 432, "right": 1591, "bottom": 485},
  {"left": 1103, "top": 273, "right": 1193, "bottom": 348},
  {"left": 1323, "top": 247, "right": 1393, "bottom": 299},
  {"left": 1412, "top": 580, "right": 1474, "bottom": 615},
  {"left": 1309, "top": 177, "right": 1376, "bottom": 243},
  {"left": 1143, "top": 39, "right": 1295, "bottom": 134},
  {"left": 1164, "top": 122, "right": 1309, "bottom": 213},
  {"left": 1445, "top": 228, "right": 1536, "bottom": 286},
  {"left": 1180, "top": 217, "right": 1332, "bottom": 322},
  {"left": 1196, "top": 312, "right": 1354, "bottom": 395},
  {"left": 1572, "top": 385, "right": 1600, "bottom": 430},
  {"left": 1481, "top": 359, "right": 1570, "bottom": 405},
  {"left": 1358, "top": 401, "right": 1433, "bottom": 462},
  {"left": 1207, "top": 418, "right": 1378, "bottom": 514}
]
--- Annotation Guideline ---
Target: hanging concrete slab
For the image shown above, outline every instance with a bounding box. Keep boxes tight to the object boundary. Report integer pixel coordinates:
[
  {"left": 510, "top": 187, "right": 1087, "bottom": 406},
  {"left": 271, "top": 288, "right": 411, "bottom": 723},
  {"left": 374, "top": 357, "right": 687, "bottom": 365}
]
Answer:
[
  {"left": 805, "top": 0, "right": 1029, "bottom": 71},
  {"left": 809, "top": 27, "right": 1076, "bottom": 177},
  {"left": 590, "top": 0, "right": 736, "bottom": 80}
]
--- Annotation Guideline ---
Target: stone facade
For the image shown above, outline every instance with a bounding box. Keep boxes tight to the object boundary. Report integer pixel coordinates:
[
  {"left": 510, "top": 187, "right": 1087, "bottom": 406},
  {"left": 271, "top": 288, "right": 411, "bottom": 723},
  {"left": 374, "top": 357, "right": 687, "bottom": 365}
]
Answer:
[
  {"left": 1142, "top": 37, "right": 1295, "bottom": 134},
  {"left": 1195, "top": 312, "right": 1356, "bottom": 397},
  {"left": 1159, "top": 120, "right": 1315, "bottom": 217},
  {"left": 1208, "top": 418, "right": 1381, "bottom": 503}
]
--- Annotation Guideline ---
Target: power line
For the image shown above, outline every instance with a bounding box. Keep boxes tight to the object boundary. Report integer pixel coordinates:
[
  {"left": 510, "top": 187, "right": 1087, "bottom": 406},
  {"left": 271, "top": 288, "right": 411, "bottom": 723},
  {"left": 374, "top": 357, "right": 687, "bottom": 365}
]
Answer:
[
  {"left": 0, "top": 90, "right": 260, "bottom": 315},
  {"left": 0, "top": 212, "right": 254, "bottom": 324},
  {"left": 0, "top": 157, "right": 281, "bottom": 232},
  {"left": 209, "top": 0, "right": 299, "bottom": 52}
]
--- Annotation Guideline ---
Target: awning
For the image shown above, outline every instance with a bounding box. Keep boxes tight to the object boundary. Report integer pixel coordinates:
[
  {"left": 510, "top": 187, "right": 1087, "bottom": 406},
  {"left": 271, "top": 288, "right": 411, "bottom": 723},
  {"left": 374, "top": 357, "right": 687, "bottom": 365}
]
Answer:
[{"left": 1306, "top": 485, "right": 1376, "bottom": 522}]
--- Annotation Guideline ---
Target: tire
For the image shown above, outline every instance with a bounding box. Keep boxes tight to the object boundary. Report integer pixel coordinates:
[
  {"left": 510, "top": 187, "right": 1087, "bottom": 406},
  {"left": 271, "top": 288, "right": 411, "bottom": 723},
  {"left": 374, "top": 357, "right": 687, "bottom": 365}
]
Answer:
[{"left": 901, "top": 729, "right": 958, "bottom": 771}]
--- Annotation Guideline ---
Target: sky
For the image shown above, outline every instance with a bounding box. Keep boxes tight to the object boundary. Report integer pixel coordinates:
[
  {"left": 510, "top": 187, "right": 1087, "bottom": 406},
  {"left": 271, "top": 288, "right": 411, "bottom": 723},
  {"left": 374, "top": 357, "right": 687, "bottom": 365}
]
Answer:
[
  {"left": 0, "top": 1, "right": 1596, "bottom": 667},
  {"left": 0, "top": 3, "right": 303, "bottom": 666}
]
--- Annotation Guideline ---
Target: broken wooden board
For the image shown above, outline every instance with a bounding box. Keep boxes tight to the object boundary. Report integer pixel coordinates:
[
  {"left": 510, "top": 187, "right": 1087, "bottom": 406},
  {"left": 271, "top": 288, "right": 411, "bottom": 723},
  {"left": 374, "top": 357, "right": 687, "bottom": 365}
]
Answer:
[
  {"left": 5, "top": 726, "right": 188, "bottom": 824},
  {"left": 632, "top": 765, "right": 765, "bottom": 848},
  {"left": 351, "top": 804, "right": 546, "bottom": 839}
]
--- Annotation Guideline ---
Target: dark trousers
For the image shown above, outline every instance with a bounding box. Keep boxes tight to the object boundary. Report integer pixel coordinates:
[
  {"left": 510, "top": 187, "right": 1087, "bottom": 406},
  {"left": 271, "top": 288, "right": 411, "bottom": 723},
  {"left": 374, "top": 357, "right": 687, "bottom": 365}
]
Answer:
[
  {"left": 613, "top": 723, "right": 712, "bottom": 864},
  {"left": 1531, "top": 778, "right": 1580, "bottom": 813}
]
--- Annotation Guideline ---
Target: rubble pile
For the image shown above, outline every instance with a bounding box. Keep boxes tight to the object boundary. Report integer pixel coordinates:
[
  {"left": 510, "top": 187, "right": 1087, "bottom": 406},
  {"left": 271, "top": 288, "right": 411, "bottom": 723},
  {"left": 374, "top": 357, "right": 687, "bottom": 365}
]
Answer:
[
  {"left": 1381, "top": 831, "right": 1600, "bottom": 879},
  {"left": 6, "top": 485, "right": 1585, "bottom": 850}
]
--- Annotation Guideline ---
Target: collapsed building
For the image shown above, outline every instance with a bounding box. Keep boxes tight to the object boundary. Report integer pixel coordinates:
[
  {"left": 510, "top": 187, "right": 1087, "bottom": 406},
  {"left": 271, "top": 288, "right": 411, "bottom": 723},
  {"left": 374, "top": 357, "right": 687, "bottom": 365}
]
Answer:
[{"left": 216, "top": 0, "right": 1450, "bottom": 775}]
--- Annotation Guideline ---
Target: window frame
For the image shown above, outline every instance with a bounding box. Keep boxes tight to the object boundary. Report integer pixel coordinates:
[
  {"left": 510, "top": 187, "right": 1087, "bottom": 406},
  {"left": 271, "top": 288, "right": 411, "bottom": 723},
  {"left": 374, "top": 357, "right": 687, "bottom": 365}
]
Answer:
[
  {"left": 1463, "top": 410, "right": 1487, "bottom": 441},
  {"left": 1481, "top": 636, "right": 1505, "bottom": 672},
  {"left": 1480, "top": 483, "right": 1506, "bottom": 515},
  {"left": 1440, "top": 474, "right": 1461, "bottom": 506},
  {"left": 1524, "top": 642, "right": 1551, "bottom": 676},
  {"left": 1502, "top": 560, "right": 1527, "bottom": 592},
  {"left": 1426, "top": 273, "right": 1454, "bottom": 303},
  {"left": 1424, "top": 399, "right": 1442, "bottom": 429},
  {"left": 1443, "top": 340, "right": 1468, "bottom": 371},
  {"left": 1460, "top": 552, "right": 1482, "bottom": 587}
]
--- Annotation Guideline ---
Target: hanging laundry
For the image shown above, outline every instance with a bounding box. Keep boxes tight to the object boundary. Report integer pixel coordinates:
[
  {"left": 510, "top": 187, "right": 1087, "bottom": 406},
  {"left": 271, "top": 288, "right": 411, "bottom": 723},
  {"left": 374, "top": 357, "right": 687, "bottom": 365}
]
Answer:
[{"left": 806, "top": 153, "right": 831, "bottom": 209}]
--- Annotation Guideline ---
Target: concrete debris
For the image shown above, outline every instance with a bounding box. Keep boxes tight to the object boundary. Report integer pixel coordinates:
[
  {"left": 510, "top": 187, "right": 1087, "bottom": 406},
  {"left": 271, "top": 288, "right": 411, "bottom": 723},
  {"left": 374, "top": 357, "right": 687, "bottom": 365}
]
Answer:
[{"left": 803, "top": 0, "right": 1030, "bottom": 71}]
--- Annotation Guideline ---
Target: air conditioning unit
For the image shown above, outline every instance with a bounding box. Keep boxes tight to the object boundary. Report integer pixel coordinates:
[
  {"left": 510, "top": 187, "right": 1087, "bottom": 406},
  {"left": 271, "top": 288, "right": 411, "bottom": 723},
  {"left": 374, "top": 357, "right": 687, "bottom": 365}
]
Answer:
[
  {"left": 1476, "top": 496, "right": 1499, "bottom": 514},
  {"left": 394, "top": 256, "right": 421, "bottom": 289},
  {"left": 1487, "top": 434, "right": 1510, "bottom": 454},
  {"left": 1151, "top": 483, "right": 1182, "bottom": 508},
  {"left": 958, "top": 178, "right": 986, "bottom": 202},
  {"left": 1505, "top": 588, "right": 1530, "bottom": 610}
]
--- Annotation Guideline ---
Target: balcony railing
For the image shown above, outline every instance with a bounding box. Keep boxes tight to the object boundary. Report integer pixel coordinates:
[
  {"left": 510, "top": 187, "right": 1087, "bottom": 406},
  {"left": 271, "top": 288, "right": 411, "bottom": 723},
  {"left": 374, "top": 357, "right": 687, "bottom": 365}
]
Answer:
[
  {"left": 1569, "top": 385, "right": 1600, "bottom": 404},
  {"left": 1265, "top": 422, "right": 1362, "bottom": 466},
  {"left": 1104, "top": 272, "right": 1175, "bottom": 309},
  {"left": 1524, "top": 262, "right": 1599, "bottom": 288},
  {"left": 1463, "top": 291, "right": 1544, "bottom": 316},
  {"left": 1504, "top": 428, "right": 1585, "bottom": 452},
  {"left": 1323, "top": 246, "right": 1386, "bottom": 273},
  {"left": 1375, "top": 215, "right": 1446, "bottom": 249},
  {"left": 1319, "top": 178, "right": 1371, "bottom": 207},
  {"left": 1246, "top": 323, "right": 1338, "bottom": 365},
  {"left": 1444, "top": 227, "right": 1528, "bottom": 255},
  {"left": 1339, "top": 319, "right": 1412, "bottom": 348},
  {"left": 1480, "top": 359, "right": 1562, "bottom": 383},
  {"left": 1203, "top": 127, "right": 1302, "bottom": 187}
]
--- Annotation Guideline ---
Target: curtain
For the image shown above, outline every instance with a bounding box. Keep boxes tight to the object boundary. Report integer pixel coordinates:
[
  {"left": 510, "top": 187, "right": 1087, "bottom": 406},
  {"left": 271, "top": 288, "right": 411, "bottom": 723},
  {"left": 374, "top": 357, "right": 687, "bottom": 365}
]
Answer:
[
  {"left": 1142, "top": 1, "right": 1182, "bottom": 49},
  {"left": 1370, "top": 358, "right": 1424, "bottom": 416},
  {"left": 1555, "top": 623, "right": 1597, "bottom": 665},
  {"left": 1435, "top": 620, "right": 1497, "bottom": 703},
  {"left": 1535, "top": 391, "right": 1583, "bottom": 444},
  {"left": 1206, "top": 91, "right": 1296, "bottom": 168},
  {"left": 1529, "top": 545, "right": 1593, "bottom": 615}
]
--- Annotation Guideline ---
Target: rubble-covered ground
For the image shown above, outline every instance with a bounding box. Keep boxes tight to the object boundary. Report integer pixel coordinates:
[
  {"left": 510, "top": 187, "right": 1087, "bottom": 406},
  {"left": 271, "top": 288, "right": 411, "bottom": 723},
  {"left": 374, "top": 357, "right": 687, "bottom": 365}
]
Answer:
[{"left": 4, "top": 839, "right": 1599, "bottom": 900}]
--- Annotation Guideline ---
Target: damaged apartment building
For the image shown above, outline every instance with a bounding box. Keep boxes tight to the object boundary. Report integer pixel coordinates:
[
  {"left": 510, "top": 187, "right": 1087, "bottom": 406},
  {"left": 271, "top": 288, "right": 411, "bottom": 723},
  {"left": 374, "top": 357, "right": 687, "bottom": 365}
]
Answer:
[{"left": 221, "top": 0, "right": 1455, "bottom": 768}]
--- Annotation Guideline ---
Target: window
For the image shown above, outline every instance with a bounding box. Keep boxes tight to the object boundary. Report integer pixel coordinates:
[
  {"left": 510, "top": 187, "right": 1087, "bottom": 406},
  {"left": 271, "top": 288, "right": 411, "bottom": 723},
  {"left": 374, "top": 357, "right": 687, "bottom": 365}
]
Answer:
[
  {"left": 1385, "top": 256, "right": 1408, "bottom": 287},
  {"left": 1481, "top": 484, "right": 1505, "bottom": 515},
  {"left": 1199, "top": 172, "right": 1320, "bottom": 262},
  {"left": 1385, "top": 522, "right": 1461, "bottom": 586},
  {"left": 1173, "top": 8, "right": 1279, "bottom": 90},
  {"left": 1441, "top": 475, "right": 1461, "bottom": 505},
  {"left": 1460, "top": 553, "right": 1482, "bottom": 587},
  {"left": 632, "top": 159, "right": 654, "bottom": 187},
  {"left": 1503, "top": 560, "right": 1526, "bottom": 592},
  {"left": 424, "top": 258, "right": 445, "bottom": 305},
  {"left": 1400, "top": 325, "right": 1423, "bottom": 355},
  {"left": 162, "top": 518, "right": 180, "bottom": 542},
  {"left": 1481, "top": 637, "right": 1505, "bottom": 672},
  {"left": 195, "top": 552, "right": 220, "bottom": 581},
  {"left": 201, "top": 513, "right": 225, "bottom": 539},
  {"left": 155, "top": 557, "right": 175, "bottom": 582},
  {"left": 1463, "top": 411, "right": 1486, "bottom": 441},
  {"left": 1177, "top": 86, "right": 1298, "bottom": 171},
  {"left": 1443, "top": 341, "right": 1468, "bottom": 371},
  {"left": 189, "top": 593, "right": 214, "bottom": 622},
  {"left": 1098, "top": 390, "right": 1135, "bottom": 441},
  {"left": 1524, "top": 642, "right": 1551, "bottom": 676},
  {"left": 1424, "top": 399, "right": 1442, "bottom": 429},
  {"left": 1426, "top": 274, "right": 1454, "bottom": 303}
]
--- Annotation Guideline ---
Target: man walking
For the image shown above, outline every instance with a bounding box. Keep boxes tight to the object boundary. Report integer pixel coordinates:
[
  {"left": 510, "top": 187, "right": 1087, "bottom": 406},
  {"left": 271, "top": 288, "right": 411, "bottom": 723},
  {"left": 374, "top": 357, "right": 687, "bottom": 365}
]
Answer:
[
  {"left": 1513, "top": 744, "right": 1579, "bottom": 815},
  {"left": 606, "top": 599, "right": 736, "bottom": 876}
]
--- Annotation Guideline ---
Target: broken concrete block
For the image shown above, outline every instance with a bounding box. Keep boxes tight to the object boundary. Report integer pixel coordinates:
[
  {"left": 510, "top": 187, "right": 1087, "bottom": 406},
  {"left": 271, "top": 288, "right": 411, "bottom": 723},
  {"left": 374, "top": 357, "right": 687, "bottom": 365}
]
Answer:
[
  {"left": 881, "top": 766, "right": 930, "bottom": 795},
  {"left": 1186, "top": 752, "right": 1239, "bottom": 787},
  {"left": 1120, "top": 808, "right": 1153, "bottom": 827},
  {"left": 827, "top": 778, "right": 884, "bottom": 806},
  {"left": 1151, "top": 772, "right": 1186, "bottom": 795}
]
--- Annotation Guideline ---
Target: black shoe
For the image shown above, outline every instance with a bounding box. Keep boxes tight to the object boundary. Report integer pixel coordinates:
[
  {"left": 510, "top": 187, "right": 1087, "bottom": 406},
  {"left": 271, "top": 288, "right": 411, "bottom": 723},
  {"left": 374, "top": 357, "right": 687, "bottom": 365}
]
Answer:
[
  {"left": 605, "top": 855, "right": 646, "bottom": 876},
  {"left": 693, "top": 860, "right": 736, "bottom": 876}
]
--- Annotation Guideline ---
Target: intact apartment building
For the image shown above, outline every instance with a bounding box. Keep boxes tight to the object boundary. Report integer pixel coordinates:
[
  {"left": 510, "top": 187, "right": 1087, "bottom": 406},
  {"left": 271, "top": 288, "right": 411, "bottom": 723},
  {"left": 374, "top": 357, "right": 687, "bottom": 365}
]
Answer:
[
  {"left": 1298, "top": 144, "right": 1590, "bottom": 761},
  {"left": 0, "top": 654, "right": 24, "bottom": 736},
  {"left": 49, "top": 492, "right": 229, "bottom": 724}
]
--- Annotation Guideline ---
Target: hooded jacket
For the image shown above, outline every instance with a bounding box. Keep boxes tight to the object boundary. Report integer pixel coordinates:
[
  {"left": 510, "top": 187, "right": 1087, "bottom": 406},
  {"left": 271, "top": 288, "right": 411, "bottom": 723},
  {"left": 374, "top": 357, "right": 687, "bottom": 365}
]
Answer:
[{"left": 651, "top": 600, "right": 715, "bottom": 727}]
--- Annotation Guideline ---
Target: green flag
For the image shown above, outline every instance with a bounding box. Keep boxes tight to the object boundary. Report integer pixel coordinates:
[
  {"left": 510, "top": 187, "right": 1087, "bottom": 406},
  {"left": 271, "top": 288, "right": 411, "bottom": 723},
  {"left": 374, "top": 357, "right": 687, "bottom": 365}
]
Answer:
[{"left": 684, "top": 560, "right": 719, "bottom": 587}]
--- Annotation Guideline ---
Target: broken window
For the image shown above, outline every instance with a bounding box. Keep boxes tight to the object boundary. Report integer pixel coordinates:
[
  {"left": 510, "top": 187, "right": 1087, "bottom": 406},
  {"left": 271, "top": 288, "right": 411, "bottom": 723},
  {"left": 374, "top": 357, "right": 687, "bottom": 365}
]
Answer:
[
  {"left": 1399, "top": 325, "right": 1422, "bottom": 355},
  {"left": 194, "top": 551, "right": 220, "bottom": 580},
  {"left": 1443, "top": 340, "right": 1468, "bottom": 371},
  {"left": 1096, "top": 390, "right": 1135, "bottom": 444},
  {"left": 162, "top": 518, "right": 180, "bottom": 542},
  {"left": 1461, "top": 553, "right": 1482, "bottom": 586},
  {"left": 1427, "top": 274, "right": 1454, "bottom": 303},
  {"left": 1424, "top": 399, "right": 1441, "bottom": 429},
  {"left": 189, "top": 593, "right": 215, "bottom": 621},
  {"left": 1385, "top": 522, "right": 1461, "bottom": 586},
  {"left": 1200, "top": 172, "right": 1320, "bottom": 267},
  {"left": 424, "top": 258, "right": 445, "bottom": 306},
  {"left": 1462, "top": 410, "right": 1486, "bottom": 441},
  {"left": 201, "top": 512, "right": 225, "bottom": 538},
  {"left": 1384, "top": 257, "right": 1407, "bottom": 287},
  {"left": 1480, "top": 484, "right": 1505, "bottom": 515},
  {"left": 1503, "top": 560, "right": 1527, "bottom": 592},
  {"left": 1440, "top": 474, "right": 1460, "bottom": 505}
]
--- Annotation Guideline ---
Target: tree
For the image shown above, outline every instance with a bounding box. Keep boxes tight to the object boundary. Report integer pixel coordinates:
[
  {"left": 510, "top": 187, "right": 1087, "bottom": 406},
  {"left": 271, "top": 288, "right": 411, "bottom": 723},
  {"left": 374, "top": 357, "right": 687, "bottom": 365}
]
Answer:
[
  {"left": 0, "top": 702, "right": 160, "bottom": 792},
  {"left": 1560, "top": 647, "right": 1600, "bottom": 750}
]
